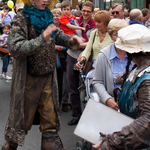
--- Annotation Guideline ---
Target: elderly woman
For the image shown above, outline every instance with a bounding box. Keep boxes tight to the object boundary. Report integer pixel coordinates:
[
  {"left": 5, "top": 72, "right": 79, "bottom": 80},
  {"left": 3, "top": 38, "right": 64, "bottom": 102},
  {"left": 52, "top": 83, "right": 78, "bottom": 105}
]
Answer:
[
  {"left": 93, "top": 19, "right": 134, "bottom": 110},
  {"left": 93, "top": 24, "right": 150, "bottom": 150},
  {"left": 1, "top": 0, "right": 83, "bottom": 149},
  {"left": 76, "top": 10, "right": 113, "bottom": 71}
]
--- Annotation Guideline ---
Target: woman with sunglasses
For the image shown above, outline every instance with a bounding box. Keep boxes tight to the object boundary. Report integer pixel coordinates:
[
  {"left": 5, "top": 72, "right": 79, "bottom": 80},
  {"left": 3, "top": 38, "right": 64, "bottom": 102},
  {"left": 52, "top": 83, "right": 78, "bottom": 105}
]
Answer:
[{"left": 93, "top": 19, "right": 134, "bottom": 110}]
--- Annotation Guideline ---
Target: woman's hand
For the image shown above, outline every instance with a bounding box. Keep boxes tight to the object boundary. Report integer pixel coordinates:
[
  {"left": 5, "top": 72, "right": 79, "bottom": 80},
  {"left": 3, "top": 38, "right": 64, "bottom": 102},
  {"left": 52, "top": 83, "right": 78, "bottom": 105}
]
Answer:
[
  {"left": 92, "top": 141, "right": 102, "bottom": 150},
  {"left": 76, "top": 56, "right": 86, "bottom": 69},
  {"left": 43, "top": 24, "right": 56, "bottom": 40},
  {"left": 55, "top": 45, "right": 63, "bottom": 51},
  {"left": 106, "top": 98, "right": 119, "bottom": 111}
]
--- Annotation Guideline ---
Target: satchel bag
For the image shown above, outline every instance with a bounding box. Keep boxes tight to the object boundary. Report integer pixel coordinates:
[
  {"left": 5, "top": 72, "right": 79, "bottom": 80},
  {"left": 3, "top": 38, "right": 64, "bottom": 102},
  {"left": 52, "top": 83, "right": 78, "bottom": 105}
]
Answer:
[{"left": 82, "top": 30, "right": 97, "bottom": 75}]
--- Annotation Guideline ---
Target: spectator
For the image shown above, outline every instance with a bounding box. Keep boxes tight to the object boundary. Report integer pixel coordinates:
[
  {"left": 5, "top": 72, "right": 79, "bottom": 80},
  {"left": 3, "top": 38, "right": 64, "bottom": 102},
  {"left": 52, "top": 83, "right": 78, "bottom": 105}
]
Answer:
[
  {"left": 124, "top": 4, "right": 129, "bottom": 12},
  {"left": 142, "top": 8, "right": 150, "bottom": 24},
  {"left": 129, "top": 9, "right": 146, "bottom": 26},
  {"left": 0, "top": 24, "right": 12, "bottom": 80},
  {"left": 52, "top": 8, "right": 69, "bottom": 112},
  {"left": 124, "top": 11, "right": 130, "bottom": 21},
  {"left": 67, "top": 1, "right": 96, "bottom": 126},
  {"left": 0, "top": 2, "right": 3, "bottom": 12},
  {"left": 75, "top": 4, "right": 80, "bottom": 11},
  {"left": 0, "top": 5, "right": 12, "bottom": 26},
  {"left": 93, "top": 19, "right": 133, "bottom": 110},
  {"left": 111, "top": 3, "right": 124, "bottom": 19},
  {"left": 94, "top": 7, "right": 100, "bottom": 16},
  {"left": 59, "top": 0, "right": 85, "bottom": 35},
  {"left": 76, "top": 10, "right": 113, "bottom": 70}
]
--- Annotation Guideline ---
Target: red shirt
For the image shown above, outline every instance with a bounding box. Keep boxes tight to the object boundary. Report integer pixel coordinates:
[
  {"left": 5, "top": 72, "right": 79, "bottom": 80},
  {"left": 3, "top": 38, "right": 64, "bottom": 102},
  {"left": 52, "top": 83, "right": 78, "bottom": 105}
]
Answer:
[{"left": 59, "top": 15, "right": 76, "bottom": 35}]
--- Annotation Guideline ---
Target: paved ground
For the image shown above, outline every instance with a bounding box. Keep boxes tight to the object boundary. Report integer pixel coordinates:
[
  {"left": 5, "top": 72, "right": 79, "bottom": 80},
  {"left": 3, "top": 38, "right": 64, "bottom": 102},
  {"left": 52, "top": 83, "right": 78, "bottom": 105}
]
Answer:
[{"left": 0, "top": 59, "right": 84, "bottom": 150}]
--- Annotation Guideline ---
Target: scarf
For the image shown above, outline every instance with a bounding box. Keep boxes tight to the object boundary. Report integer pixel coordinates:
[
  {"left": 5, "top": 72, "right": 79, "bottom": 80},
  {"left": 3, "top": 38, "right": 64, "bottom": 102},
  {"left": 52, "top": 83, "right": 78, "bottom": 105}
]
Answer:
[
  {"left": 129, "top": 20, "right": 147, "bottom": 27},
  {"left": 23, "top": 5, "right": 54, "bottom": 33},
  {"left": 76, "top": 16, "right": 96, "bottom": 42}
]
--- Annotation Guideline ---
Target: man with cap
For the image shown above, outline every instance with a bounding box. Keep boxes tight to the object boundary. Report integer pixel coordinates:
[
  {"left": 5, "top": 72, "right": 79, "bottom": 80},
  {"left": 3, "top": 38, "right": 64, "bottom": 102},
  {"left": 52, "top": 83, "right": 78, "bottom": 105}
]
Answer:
[
  {"left": 93, "top": 24, "right": 150, "bottom": 150},
  {"left": 1, "top": 0, "right": 83, "bottom": 149}
]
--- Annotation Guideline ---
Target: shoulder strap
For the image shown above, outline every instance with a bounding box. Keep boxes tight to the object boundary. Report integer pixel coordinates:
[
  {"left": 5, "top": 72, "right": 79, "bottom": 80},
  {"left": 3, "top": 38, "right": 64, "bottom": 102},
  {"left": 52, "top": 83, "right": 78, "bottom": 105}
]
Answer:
[
  {"left": 8, "top": 14, "right": 11, "bottom": 19},
  {"left": 1, "top": 13, "right": 11, "bottom": 19},
  {"left": 91, "top": 29, "right": 97, "bottom": 53}
]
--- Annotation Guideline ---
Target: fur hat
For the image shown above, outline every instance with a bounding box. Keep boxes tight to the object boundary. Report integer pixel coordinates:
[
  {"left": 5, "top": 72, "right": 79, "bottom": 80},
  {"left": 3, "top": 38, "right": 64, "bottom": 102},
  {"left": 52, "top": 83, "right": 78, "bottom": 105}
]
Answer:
[{"left": 115, "top": 24, "right": 150, "bottom": 54}]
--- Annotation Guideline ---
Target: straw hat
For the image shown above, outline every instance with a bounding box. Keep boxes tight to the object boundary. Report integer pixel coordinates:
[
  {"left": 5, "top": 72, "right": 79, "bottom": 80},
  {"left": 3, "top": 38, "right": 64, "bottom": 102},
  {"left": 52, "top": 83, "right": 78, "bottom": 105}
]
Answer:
[{"left": 115, "top": 24, "right": 150, "bottom": 53}]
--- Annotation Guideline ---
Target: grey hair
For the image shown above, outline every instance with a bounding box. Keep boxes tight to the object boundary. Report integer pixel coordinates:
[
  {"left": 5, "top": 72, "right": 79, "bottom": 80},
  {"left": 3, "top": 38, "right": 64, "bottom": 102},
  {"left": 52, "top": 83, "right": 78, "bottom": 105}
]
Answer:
[
  {"left": 107, "top": 18, "right": 129, "bottom": 36},
  {"left": 112, "top": 3, "right": 124, "bottom": 11}
]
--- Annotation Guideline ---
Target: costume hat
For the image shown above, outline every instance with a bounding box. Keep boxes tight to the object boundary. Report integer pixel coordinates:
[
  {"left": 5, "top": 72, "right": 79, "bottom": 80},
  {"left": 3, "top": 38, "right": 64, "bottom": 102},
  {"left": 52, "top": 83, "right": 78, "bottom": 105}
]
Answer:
[{"left": 115, "top": 24, "right": 150, "bottom": 53}]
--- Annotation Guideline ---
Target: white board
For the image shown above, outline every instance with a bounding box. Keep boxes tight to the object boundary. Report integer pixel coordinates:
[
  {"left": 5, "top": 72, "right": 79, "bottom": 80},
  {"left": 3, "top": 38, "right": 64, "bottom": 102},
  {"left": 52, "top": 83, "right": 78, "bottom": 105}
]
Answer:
[{"left": 74, "top": 99, "right": 134, "bottom": 144}]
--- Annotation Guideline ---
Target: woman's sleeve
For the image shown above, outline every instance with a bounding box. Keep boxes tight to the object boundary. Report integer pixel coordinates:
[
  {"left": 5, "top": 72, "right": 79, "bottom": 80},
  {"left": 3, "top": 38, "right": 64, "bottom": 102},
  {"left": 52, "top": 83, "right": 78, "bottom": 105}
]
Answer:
[
  {"left": 100, "top": 79, "right": 150, "bottom": 150},
  {"left": 81, "top": 30, "right": 96, "bottom": 60},
  {"left": 93, "top": 52, "right": 113, "bottom": 104}
]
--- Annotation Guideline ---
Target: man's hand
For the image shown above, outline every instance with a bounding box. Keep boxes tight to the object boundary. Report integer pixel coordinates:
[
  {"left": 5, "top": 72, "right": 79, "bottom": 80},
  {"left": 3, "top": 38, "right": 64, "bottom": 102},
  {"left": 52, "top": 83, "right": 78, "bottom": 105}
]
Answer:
[
  {"left": 106, "top": 98, "right": 119, "bottom": 111},
  {"left": 43, "top": 24, "right": 56, "bottom": 40}
]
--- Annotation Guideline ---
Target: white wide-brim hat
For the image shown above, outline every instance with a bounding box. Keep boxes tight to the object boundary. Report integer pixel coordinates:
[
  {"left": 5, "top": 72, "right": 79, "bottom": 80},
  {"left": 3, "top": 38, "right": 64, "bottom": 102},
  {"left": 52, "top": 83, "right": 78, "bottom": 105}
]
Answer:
[{"left": 115, "top": 24, "right": 150, "bottom": 54}]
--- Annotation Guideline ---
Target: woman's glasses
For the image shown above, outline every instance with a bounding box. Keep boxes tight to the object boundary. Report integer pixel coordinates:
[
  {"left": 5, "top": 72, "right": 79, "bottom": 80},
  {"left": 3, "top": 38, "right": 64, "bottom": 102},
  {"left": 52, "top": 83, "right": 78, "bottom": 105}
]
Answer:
[{"left": 111, "top": 11, "right": 122, "bottom": 15}]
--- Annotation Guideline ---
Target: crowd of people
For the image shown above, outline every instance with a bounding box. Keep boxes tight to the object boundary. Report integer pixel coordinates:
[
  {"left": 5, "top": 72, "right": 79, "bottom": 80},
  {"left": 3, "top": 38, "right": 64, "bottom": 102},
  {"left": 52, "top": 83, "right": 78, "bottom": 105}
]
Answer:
[{"left": 0, "top": 0, "right": 150, "bottom": 149}]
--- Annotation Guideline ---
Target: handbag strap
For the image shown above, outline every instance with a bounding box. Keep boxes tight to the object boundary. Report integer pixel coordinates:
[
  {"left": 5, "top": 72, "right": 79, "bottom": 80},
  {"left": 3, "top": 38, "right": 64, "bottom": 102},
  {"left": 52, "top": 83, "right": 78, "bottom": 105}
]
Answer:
[{"left": 91, "top": 29, "right": 97, "bottom": 54}]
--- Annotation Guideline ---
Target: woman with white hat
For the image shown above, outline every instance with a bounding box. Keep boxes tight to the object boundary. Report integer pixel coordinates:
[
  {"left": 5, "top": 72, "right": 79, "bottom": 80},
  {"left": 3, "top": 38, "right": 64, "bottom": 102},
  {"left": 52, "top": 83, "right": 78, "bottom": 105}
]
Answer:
[{"left": 93, "top": 24, "right": 150, "bottom": 150}]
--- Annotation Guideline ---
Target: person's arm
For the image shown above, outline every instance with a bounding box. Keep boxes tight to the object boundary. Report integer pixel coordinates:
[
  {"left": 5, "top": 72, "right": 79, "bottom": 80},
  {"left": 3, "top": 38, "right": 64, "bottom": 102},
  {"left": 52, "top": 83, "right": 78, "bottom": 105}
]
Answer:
[
  {"left": 94, "top": 80, "right": 150, "bottom": 150},
  {"left": 7, "top": 15, "right": 55, "bottom": 57},
  {"left": 0, "top": 12, "right": 6, "bottom": 23},
  {"left": 92, "top": 52, "right": 115, "bottom": 104},
  {"left": 81, "top": 30, "right": 96, "bottom": 61},
  {"left": 55, "top": 29, "right": 83, "bottom": 51},
  {"left": 1, "top": 43, "right": 6, "bottom": 47},
  {"left": 66, "top": 23, "right": 85, "bottom": 31}
]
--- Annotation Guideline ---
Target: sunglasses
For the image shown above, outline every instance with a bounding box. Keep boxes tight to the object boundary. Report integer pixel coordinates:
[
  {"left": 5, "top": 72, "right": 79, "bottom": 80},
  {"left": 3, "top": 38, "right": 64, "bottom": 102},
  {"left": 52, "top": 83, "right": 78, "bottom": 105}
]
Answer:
[{"left": 112, "top": 11, "right": 122, "bottom": 15}]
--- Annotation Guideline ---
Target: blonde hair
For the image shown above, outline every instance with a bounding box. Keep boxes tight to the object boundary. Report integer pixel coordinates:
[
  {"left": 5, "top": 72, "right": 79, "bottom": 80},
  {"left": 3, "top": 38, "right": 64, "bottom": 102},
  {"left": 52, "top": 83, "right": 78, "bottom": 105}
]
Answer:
[
  {"left": 52, "top": 8, "right": 62, "bottom": 15},
  {"left": 107, "top": 19, "right": 129, "bottom": 36},
  {"left": 21, "top": 0, "right": 59, "bottom": 10}
]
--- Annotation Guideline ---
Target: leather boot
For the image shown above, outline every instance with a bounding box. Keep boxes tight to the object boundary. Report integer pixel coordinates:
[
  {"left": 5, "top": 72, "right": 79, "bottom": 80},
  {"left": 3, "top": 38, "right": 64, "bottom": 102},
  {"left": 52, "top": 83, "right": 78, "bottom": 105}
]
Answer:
[
  {"left": 41, "top": 132, "right": 65, "bottom": 150},
  {"left": 1, "top": 142, "right": 18, "bottom": 150}
]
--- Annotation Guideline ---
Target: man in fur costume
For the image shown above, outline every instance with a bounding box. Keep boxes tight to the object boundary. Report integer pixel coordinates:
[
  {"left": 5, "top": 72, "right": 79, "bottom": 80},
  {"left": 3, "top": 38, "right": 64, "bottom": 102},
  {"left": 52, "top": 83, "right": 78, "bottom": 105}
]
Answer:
[{"left": 1, "top": 0, "right": 83, "bottom": 149}]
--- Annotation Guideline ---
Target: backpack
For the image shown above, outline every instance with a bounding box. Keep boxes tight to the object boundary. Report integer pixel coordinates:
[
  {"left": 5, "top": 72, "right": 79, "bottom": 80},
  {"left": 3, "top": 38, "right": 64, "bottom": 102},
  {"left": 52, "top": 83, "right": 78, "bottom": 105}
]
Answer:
[{"left": 1, "top": 13, "right": 11, "bottom": 19}]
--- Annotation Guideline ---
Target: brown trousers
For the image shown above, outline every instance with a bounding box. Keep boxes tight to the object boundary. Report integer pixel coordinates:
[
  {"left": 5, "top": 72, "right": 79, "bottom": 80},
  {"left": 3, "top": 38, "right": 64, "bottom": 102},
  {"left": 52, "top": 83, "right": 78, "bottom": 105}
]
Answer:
[{"left": 24, "top": 73, "right": 57, "bottom": 133}]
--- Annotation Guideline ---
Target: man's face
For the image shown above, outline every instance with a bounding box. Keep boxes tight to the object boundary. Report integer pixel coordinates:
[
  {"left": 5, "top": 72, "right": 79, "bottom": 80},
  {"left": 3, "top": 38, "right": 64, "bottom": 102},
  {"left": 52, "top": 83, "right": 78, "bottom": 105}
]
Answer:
[
  {"left": 81, "top": 6, "right": 93, "bottom": 21},
  {"left": 111, "top": 5, "right": 124, "bottom": 19},
  {"left": 61, "top": 6, "right": 71, "bottom": 16}
]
